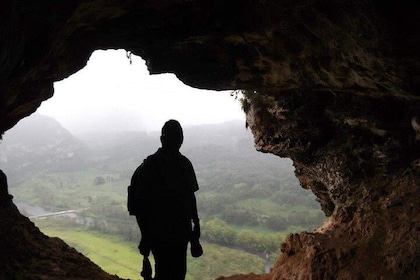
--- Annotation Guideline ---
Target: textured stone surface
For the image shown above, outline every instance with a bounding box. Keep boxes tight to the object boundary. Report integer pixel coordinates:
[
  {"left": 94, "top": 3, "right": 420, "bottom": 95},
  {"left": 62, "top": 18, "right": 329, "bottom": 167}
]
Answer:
[{"left": 1, "top": 0, "right": 420, "bottom": 279}]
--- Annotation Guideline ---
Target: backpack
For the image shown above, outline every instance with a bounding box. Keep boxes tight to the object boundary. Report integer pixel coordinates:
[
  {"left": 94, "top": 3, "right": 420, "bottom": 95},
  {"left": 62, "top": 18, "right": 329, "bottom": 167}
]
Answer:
[
  {"left": 127, "top": 165, "right": 141, "bottom": 215},
  {"left": 127, "top": 158, "right": 152, "bottom": 216},
  {"left": 127, "top": 183, "right": 137, "bottom": 216}
]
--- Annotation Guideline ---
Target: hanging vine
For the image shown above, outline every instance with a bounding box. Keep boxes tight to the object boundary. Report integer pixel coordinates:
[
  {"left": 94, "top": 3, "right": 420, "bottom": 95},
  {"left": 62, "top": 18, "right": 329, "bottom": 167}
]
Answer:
[{"left": 126, "top": 50, "right": 133, "bottom": 65}]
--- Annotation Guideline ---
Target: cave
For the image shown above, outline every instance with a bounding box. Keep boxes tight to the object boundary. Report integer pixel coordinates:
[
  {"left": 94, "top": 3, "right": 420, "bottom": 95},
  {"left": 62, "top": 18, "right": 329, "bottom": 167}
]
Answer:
[{"left": 1, "top": 1, "right": 420, "bottom": 279}]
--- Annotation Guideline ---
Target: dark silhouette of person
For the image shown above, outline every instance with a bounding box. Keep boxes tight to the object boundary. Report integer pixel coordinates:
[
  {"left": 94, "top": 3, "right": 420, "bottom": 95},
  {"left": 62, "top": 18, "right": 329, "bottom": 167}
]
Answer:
[{"left": 131, "top": 119, "right": 202, "bottom": 280}]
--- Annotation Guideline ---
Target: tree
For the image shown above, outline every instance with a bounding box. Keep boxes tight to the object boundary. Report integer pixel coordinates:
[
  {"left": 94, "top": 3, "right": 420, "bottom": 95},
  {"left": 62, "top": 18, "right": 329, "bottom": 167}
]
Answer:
[
  {"left": 222, "top": 206, "right": 257, "bottom": 226},
  {"left": 94, "top": 176, "right": 105, "bottom": 185},
  {"left": 266, "top": 215, "right": 288, "bottom": 231},
  {"left": 202, "top": 219, "right": 237, "bottom": 246}
]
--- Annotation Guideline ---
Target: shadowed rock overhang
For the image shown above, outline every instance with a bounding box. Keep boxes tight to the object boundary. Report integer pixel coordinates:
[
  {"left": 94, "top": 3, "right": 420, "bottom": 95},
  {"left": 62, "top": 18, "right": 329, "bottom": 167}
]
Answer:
[{"left": 1, "top": 1, "right": 419, "bottom": 279}]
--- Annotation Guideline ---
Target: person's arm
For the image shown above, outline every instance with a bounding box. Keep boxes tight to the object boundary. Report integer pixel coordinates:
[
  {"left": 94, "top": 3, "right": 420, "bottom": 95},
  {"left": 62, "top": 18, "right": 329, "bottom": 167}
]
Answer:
[
  {"left": 191, "top": 193, "right": 199, "bottom": 222},
  {"left": 184, "top": 157, "right": 200, "bottom": 239},
  {"left": 191, "top": 193, "right": 200, "bottom": 240},
  {"left": 190, "top": 191, "right": 203, "bottom": 257}
]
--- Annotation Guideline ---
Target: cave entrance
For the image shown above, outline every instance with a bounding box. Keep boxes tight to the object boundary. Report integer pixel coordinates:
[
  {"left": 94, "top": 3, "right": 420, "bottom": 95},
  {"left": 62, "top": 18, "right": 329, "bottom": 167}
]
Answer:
[{"left": 2, "top": 49, "right": 324, "bottom": 279}]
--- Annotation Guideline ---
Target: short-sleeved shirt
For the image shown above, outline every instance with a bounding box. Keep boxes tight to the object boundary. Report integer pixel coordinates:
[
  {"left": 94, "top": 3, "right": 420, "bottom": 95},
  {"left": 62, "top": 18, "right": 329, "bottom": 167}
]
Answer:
[{"left": 133, "top": 148, "right": 198, "bottom": 244}]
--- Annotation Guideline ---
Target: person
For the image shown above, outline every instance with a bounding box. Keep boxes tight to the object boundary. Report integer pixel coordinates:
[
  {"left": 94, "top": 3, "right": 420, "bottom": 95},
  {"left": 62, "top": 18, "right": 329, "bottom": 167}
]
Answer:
[{"left": 130, "top": 119, "right": 202, "bottom": 280}]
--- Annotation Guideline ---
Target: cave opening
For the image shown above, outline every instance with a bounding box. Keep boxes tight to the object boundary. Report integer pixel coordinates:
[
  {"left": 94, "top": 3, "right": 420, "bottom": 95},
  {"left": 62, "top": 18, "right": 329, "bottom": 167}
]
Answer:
[
  {"left": 1, "top": 2, "right": 420, "bottom": 279},
  {"left": 1, "top": 49, "right": 325, "bottom": 279}
]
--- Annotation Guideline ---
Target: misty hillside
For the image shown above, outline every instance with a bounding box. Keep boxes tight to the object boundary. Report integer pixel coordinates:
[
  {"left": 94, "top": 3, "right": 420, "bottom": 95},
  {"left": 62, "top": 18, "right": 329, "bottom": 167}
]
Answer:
[
  {"left": 0, "top": 114, "right": 87, "bottom": 182},
  {"left": 0, "top": 114, "right": 296, "bottom": 187}
]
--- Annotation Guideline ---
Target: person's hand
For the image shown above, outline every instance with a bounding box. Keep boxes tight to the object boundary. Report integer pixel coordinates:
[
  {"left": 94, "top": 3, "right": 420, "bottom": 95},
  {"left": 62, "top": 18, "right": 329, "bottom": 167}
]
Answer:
[
  {"left": 138, "top": 238, "right": 151, "bottom": 256},
  {"left": 190, "top": 218, "right": 203, "bottom": 257}
]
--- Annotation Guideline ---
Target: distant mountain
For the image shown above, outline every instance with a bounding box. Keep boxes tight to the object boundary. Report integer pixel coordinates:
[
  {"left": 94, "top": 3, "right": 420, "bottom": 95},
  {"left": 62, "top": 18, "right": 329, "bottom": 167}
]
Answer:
[
  {"left": 182, "top": 120, "right": 251, "bottom": 148},
  {"left": 0, "top": 114, "right": 86, "bottom": 183},
  {"left": 78, "top": 130, "right": 160, "bottom": 164},
  {"left": 0, "top": 115, "right": 295, "bottom": 188},
  {"left": 73, "top": 120, "right": 259, "bottom": 163},
  {"left": 181, "top": 120, "right": 289, "bottom": 162}
]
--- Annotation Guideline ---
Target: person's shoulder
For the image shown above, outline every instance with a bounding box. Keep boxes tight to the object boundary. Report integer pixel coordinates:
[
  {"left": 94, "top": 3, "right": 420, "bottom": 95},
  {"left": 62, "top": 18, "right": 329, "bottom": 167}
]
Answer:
[
  {"left": 144, "top": 149, "right": 161, "bottom": 163},
  {"left": 178, "top": 152, "right": 190, "bottom": 161},
  {"left": 133, "top": 152, "right": 158, "bottom": 175},
  {"left": 179, "top": 153, "right": 194, "bottom": 166}
]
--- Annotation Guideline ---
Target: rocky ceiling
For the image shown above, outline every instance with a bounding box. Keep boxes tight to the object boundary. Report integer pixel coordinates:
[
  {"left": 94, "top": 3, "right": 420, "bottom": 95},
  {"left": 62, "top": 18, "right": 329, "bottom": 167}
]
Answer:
[{"left": 1, "top": 0, "right": 419, "bottom": 279}]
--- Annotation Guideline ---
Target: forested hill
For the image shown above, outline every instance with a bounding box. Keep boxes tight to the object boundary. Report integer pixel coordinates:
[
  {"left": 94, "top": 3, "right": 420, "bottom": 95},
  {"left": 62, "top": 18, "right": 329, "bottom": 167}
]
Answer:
[
  {"left": 181, "top": 122, "right": 296, "bottom": 192},
  {"left": 76, "top": 119, "right": 298, "bottom": 192},
  {"left": 0, "top": 113, "right": 308, "bottom": 206},
  {"left": 0, "top": 114, "right": 86, "bottom": 183}
]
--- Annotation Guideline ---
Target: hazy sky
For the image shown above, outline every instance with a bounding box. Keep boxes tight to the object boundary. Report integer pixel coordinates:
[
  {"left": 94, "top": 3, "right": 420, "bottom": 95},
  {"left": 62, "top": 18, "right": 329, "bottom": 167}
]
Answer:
[{"left": 37, "top": 50, "right": 245, "bottom": 135}]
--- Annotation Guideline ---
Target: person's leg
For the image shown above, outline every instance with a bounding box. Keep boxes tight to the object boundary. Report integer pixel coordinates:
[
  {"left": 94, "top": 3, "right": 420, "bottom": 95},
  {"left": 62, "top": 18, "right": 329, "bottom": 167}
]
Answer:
[
  {"left": 152, "top": 241, "right": 188, "bottom": 280},
  {"left": 152, "top": 242, "right": 173, "bottom": 280},
  {"left": 172, "top": 241, "right": 188, "bottom": 280}
]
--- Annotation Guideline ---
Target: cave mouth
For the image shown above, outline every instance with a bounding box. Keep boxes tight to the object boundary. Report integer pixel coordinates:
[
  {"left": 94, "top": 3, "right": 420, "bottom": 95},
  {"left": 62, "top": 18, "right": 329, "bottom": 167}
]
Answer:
[
  {"left": 2, "top": 49, "right": 325, "bottom": 279},
  {"left": 1, "top": 2, "right": 420, "bottom": 279}
]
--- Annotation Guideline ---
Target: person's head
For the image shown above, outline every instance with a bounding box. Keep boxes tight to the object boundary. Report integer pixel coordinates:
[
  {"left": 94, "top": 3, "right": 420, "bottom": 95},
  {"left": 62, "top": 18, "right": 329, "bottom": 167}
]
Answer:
[{"left": 160, "top": 119, "right": 183, "bottom": 151}]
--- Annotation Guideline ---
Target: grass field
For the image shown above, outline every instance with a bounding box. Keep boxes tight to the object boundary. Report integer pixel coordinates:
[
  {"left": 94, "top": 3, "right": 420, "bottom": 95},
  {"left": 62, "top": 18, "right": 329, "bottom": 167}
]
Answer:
[
  {"left": 39, "top": 219, "right": 144, "bottom": 279},
  {"left": 36, "top": 219, "right": 266, "bottom": 280}
]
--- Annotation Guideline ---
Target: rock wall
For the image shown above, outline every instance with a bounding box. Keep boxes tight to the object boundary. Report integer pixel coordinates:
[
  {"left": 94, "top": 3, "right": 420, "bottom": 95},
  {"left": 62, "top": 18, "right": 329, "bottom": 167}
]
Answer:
[
  {"left": 1, "top": 0, "right": 419, "bottom": 279},
  {"left": 235, "top": 89, "right": 420, "bottom": 279}
]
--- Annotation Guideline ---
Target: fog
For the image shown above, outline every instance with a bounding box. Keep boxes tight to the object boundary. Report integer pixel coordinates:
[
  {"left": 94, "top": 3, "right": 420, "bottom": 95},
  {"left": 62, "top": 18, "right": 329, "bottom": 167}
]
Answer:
[{"left": 37, "top": 50, "right": 245, "bottom": 136}]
